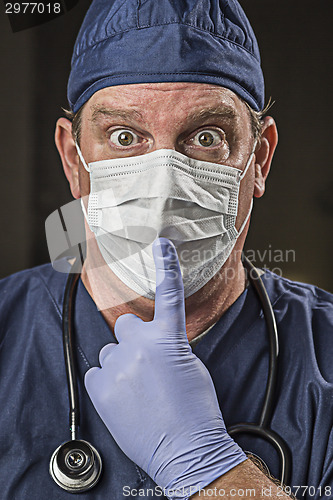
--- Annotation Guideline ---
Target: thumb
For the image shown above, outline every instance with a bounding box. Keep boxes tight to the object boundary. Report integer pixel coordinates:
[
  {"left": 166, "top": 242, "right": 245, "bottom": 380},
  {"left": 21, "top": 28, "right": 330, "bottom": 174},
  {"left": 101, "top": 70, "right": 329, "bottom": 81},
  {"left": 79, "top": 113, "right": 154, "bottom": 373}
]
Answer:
[{"left": 152, "top": 238, "right": 186, "bottom": 332}]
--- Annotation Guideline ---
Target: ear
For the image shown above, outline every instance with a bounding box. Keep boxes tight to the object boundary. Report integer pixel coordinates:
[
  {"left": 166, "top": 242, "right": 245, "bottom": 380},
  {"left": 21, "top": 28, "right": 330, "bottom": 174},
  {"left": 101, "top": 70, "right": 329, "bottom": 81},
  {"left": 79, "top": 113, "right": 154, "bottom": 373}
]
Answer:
[
  {"left": 253, "top": 116, "right": 278, "bottom": 198},
  {"left": 55, "top": 117, "right": 81, "bottom": 199}
]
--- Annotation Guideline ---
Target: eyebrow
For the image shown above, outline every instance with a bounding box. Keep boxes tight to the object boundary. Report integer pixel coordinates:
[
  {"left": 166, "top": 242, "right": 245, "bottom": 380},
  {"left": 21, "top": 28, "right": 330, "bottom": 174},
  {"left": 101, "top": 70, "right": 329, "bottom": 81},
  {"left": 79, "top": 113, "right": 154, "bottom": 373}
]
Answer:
[
  {"left": 90, "top": 103, "right": 237, "bottom": 126},
  {"left": 186, "top": 106, "right": 237, "bottom": 124},
  {"left": 90, "top": 105, "right": 144, "bottom": 123}
]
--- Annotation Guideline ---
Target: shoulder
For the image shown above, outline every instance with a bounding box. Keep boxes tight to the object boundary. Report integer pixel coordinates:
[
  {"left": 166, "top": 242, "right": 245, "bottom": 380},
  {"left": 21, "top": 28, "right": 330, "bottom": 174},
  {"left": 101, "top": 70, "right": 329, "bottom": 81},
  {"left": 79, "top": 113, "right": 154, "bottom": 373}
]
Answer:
[
  {"left": 0, "top": 263, "right": 69, "bottom": 317},
  {"left": 261, "top": 269, "right": 333, "bottom": 311},
  {"left": 262, "top": 270, "right": 333, "bottom": 381},
  {"left": 261, "top": 270, "right": 333, "bottom": 330}
]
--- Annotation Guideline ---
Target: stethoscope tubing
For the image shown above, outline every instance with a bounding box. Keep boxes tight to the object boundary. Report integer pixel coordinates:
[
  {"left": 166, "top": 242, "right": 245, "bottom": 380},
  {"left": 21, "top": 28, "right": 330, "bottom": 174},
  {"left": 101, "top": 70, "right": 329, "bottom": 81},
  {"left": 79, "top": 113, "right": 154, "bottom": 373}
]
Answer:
[
  {"left": 227, "top": 256, "right": 291, "bottom": 486},
  {"left": 242, "top": 256, "right": 279, "bottom": 427},
  {"left": 62, "top": 268, "right": 81, "bottom": 441},
  {"left": 228, "top": 423, "right": 291, "bottom": 487}
]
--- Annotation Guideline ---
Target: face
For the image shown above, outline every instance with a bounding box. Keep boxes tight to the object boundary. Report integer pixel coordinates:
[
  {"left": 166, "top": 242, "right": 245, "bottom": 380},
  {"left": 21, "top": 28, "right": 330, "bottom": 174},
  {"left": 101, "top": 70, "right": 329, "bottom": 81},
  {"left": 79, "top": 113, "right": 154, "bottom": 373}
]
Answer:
[
  {"left": 56, "top": 81, "right": 276, "bottom": 317},
  {"left": 77, "top": 82, "right": 257, "bottom": 227}
]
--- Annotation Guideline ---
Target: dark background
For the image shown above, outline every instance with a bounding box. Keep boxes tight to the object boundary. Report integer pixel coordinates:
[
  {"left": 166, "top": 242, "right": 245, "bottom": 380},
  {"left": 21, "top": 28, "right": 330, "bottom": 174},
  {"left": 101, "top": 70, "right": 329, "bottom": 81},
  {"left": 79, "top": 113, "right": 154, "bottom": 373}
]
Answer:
[{"left": 0, "top": 0, "right": 332, "bottom": 291}]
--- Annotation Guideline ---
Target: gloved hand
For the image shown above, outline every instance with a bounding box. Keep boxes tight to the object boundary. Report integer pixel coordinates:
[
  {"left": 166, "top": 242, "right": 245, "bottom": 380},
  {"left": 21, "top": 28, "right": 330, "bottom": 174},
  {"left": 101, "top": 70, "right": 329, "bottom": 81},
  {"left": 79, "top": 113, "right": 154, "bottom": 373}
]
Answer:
[{"left": 85, "top": 237, "right": 247, "bottom": 499}]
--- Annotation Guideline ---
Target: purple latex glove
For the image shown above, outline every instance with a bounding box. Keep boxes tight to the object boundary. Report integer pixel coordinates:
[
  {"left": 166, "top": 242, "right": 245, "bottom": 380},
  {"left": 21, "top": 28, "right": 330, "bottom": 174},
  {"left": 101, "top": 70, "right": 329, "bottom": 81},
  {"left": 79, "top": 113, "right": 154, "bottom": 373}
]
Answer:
[{"left": 85, "top": 238, "right": 247, "bottom": 499}]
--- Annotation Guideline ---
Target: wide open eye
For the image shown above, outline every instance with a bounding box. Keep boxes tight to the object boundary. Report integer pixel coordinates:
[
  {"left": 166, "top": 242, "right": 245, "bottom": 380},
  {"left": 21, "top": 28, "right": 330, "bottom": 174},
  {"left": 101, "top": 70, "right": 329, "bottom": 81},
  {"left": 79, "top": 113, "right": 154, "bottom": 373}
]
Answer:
[
  {"left": 109, "top": 129, "right": 139, "bottom": 147},
  {"left": 192, "top": 129, "right": 224, "bottom": 148}
]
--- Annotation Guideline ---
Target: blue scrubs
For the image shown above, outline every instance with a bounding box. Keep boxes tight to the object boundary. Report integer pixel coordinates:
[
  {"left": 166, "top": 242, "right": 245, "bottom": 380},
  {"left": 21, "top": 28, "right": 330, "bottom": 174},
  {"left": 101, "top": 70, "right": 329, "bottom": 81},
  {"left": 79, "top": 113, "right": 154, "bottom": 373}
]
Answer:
[{"left": 0, "top": 264, "right": 332, "bottom": 499}]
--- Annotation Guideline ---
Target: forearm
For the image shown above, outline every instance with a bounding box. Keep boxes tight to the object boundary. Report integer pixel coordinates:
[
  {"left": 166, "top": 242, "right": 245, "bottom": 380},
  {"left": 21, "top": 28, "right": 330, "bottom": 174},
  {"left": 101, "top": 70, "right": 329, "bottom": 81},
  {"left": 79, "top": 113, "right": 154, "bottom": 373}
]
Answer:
[{"left": 191, "top": 460, "right": 293, "bottom": 499}]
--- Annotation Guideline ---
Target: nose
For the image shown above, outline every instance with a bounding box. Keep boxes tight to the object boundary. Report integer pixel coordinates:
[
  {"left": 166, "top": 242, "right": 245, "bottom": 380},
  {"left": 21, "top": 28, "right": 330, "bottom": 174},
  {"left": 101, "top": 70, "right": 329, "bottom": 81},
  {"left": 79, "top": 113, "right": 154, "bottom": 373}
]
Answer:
[
  {"left": 144, "top": 103, "right": 183, "bottom": 153},
  {"left": 148, "top": 114, "right": 180, "bottom": 152},
  {"left": 152, "top": 134, "right": 178, "bottom": 152}
]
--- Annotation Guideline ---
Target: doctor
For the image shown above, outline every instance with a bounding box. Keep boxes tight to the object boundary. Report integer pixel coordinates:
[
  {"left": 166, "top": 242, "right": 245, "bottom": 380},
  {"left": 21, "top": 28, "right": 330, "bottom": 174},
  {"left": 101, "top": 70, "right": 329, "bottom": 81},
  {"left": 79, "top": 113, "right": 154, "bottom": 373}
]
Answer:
[
  {"left": 58, "top": 78, "right": 285, "bottom": 495},
  {"left": 53, "top": 0, "right": 330, "bottom": 497},
  {"left": 56, "top": 0, "right": 285, "bottom": 496}
]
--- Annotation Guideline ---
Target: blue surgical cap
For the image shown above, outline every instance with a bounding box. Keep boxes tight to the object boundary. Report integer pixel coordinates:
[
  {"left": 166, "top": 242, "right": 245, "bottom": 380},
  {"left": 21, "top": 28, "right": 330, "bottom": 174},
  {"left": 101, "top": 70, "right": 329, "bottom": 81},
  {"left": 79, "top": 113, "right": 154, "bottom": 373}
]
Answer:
[{"left": 68, "top": 0, "right": 264, "bottom": 113}]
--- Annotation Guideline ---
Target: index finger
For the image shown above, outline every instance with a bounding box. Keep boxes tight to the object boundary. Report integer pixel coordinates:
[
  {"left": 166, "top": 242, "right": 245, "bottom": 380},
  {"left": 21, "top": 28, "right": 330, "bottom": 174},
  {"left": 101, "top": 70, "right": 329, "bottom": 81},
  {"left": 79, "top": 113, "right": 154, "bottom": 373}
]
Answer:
[{"left": 152, "top": 238, "right": 186, "bottom": 331}]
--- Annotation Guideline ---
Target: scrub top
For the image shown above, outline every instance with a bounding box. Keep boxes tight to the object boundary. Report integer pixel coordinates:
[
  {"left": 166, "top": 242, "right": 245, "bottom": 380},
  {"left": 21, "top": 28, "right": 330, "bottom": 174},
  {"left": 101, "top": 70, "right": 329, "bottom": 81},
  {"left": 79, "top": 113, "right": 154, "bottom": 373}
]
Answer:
[{"left": 0, "top": 264, "right": 332, "bottom": 499}]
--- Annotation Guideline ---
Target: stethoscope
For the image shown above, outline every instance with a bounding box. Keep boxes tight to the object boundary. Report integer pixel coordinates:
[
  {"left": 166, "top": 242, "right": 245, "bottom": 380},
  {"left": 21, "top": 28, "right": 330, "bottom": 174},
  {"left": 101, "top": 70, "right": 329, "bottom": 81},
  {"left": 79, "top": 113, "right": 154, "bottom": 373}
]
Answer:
[{"left": 49, "top": 256, "right": 291, "bottom": 493}]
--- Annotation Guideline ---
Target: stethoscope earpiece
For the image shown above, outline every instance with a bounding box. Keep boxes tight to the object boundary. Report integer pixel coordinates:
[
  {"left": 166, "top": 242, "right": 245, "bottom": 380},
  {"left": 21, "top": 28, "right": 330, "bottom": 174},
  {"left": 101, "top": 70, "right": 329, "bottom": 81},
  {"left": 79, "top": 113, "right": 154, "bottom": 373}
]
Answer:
[{"left": 49, "top": 439, "right": 102, "bottom": 492}]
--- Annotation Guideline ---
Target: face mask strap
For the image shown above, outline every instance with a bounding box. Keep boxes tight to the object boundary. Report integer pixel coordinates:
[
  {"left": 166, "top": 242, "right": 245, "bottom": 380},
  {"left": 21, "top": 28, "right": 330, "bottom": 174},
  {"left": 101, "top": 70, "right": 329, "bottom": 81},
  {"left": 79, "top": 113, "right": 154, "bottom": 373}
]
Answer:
[
  {"left": 80, "top": 197, "right": 89, "bottom": 223},
  {"left": 237, "top": 198, "right": 253, "bottom": 236},
  {"left": 240, "top": 140, "right": 257, "bottom": 180},
  {"left": 75, "top": 142, "right": 91, "bottom": 173}
]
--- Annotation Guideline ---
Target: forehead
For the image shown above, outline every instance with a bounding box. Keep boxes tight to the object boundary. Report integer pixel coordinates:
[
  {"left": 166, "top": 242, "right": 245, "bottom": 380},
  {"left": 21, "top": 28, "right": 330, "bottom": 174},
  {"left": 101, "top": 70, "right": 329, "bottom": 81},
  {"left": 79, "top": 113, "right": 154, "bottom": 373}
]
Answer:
[{"left": 83, "top": 82, "right": 249, "bottom": 123}]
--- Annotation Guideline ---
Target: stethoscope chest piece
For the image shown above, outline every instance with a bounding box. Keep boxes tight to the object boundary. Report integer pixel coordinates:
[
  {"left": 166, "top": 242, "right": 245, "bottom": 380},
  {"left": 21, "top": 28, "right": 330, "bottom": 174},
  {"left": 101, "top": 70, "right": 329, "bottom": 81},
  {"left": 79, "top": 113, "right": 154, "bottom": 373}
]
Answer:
[{"left": 49, "top": 439, "right": 102, "bottom": 493}]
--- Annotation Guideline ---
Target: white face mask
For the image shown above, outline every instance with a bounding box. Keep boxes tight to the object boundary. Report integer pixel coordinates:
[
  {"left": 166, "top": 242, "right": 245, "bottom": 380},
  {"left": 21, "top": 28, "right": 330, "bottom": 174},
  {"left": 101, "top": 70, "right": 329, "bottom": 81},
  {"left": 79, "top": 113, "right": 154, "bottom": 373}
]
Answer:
[{"left": 76, "top": 146, "right": 255, "bottom": 299}]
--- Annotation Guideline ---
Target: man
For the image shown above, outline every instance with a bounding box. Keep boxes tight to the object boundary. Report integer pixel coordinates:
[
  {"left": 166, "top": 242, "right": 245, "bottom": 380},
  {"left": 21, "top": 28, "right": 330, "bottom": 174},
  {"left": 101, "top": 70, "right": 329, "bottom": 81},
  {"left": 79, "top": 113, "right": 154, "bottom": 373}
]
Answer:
[{"left": 0, "top": 0, "right": 332, "bottom": 499}]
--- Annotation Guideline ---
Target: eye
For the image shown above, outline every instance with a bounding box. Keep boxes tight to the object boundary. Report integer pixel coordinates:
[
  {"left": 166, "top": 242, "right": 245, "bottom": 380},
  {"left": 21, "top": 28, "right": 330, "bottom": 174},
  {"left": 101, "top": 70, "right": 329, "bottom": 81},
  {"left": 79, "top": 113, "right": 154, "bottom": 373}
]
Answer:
[
  {"left": 109, "top": 129, "right": 139, "bottom": 147},
  {"left": 192, "top": 129, "right": 224, "bottom": 148}
]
